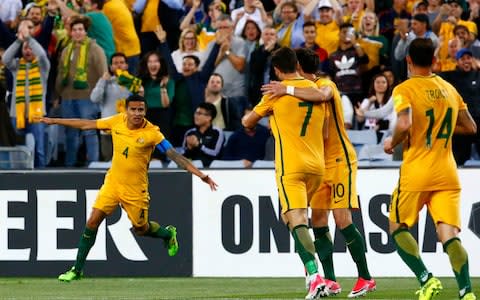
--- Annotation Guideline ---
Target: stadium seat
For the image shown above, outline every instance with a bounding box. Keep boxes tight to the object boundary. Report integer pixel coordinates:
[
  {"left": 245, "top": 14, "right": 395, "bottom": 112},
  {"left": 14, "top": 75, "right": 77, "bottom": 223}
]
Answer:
[
  {"left": 347, "top": 130, "right": 377, "bottom": 146},
  {"left": 209, "top": 160, "right": 245, "bottom": 168},
  {"left": 357, "top": 144, "right": 392, "bottom": 161},
  {"left": 149, "top": 160, "right": 164, "bottom": 168},
  {"left": 252, "top": 160, "right": 275, "bottom": 168},
  {"left": 223, "top": 131, "right": 234, "bottom": 145},
  {"left": 88, "top": 161, "right": 112, "bottom": 169},
  {"left": 464, "top": 159, "right": 480, "bottom": 167},
  {"left": 168, "top": 160, "right": 204, "bottom": 169},
  {"left": 0, "top": 146, "right": 34, "bottom": 169}
]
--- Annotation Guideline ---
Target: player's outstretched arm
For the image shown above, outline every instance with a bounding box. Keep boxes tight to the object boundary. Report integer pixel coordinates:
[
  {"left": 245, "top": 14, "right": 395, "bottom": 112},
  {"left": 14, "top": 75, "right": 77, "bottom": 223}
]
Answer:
[
  {"left": 165, "top": 148, "right": 218, "bottom": 191},
  {"left": 455, "top": 109, "right": 477, "bottom": 135},
  {"left": 261, "top": 81, "right": 332, "bottom": 102},
  {"left": 40, "top": 117, "right": 98, "bottom": 130}
]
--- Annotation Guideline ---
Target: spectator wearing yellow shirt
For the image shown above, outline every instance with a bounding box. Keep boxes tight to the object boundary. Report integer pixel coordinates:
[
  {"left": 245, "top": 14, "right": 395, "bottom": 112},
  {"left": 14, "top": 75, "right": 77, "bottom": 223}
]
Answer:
[
  {"left": 432, "top": 0, "right": 477, "bottom": 67},
  {"left": 303, "top": 0, "right": 342, "bottom": 56},
  {"left": 103, "top": 0, "right": 141, "bottom": 74},
  {"left": 454, "top": 24, "right": 480, "bottom": 59},
  {"left": 133, "top": 0, "right": 161, "bottom": 54},
  {"left": 341, "top": 0, "right": 374, "bottom": 31}
]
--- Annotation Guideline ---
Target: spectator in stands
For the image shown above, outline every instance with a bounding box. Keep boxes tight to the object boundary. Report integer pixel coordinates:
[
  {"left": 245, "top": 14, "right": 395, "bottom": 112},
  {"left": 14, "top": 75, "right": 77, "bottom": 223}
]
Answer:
[
  {"left": 55, "top": 0, "right": 116, "bottom": 62},
  {"left": 103, "top": 0, "right": 141, "bottom": 74},
  {"left": 432, "top": 0, "right": 477, "bottom": 71},
  {"left": 440, "top": 48, "right": 480, "bottom": 165},
  {"left": 0, "top": 0, "right": 22, "bottom": 29},
  {"left": 205, "top": 73, "right": 240, "bottom": 131},
  {"left": 328, "top": 22, "right": 369, "bottom": 106},
  {"left": 214, "top": 14, "right": 248, "bottom": 122},
  {"left": 378, "top": 0, "right": 410, "bottom": 45},
  {"left": 55, "top": 15, "right": 107, "bottom": 167},
  {"left": 26, "top": 2, "right": 56, "bottom": 52},
  {"left": 138, "top": 50, "right": 174, "bottom": 140},
  {"left": 426, "top": 0, "right": 441, "bottom": 24},
  {"left": 248, "top": 25, "right": 280, "bottom": 106},
  {"left": 359, "top": 10, "right": 389, "bottom": 69},
  {"left": 274, "top": 1, "right": 306, "bottom": 48},
  {"left": 180, "top": 0, "right": 224, "bottom": 50},
  {"left": 154, "top": 24, "right": 221, "bottom": 146},
  {"left": 183, "top": 102, "right": 224, "bottom": 167},
  {"left": 356, "top": 73, "right": 393, "bottom": 138},
  {"left": 231, "top": 0, "right": 268, "bottom": 36},
  {"left": 303, "top": 0, "right": 342, "bottom": 56},
  {"left": 132, "top": 0, "right": 161, "bottom": 55},
  {"left": 433, "top": 37, "right": 461, "bottom": 72},
  {"left": 395, "top": 13, "right": 439, "bottom": 62},
  {"left": 90, "top": 52, "right": 133, "bottom": 161},
  {"left": 454, "top": 24, "right": 480, "bottom": 59},
  {"left": 301, "top": 21, "right": 328, "bottom": 72},
  {"left": 382, "top": 67, "right": 397, "bottom": 87},
  {"left": 171, "top": 28, "right": 207, "bottom": 73},
  {"left": 341, "top": 0, "right": 373, "bottom": 31},
  {"left": 3, "top": 21, "right": 50, "bottom": 167},
  {"left": 222, "top": 107, "right": 270, "bottom": 168},
  {"left": 242, "top": 19, "right": 262, "bottom": 61}
]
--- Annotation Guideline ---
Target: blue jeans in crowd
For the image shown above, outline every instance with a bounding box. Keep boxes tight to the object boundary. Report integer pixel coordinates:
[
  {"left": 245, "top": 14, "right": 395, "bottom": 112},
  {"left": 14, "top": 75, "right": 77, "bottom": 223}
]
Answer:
[
  {"left": 11, "top": 118, "right": 46, "bottom": 168},
  {"left": 61, "top": 99, "right": 99, "bottom": 167}
]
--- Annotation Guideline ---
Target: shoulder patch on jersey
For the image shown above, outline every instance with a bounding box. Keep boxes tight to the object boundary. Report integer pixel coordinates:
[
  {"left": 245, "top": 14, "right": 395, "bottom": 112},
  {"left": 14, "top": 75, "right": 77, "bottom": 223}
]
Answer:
[
  {"left": 136, "top": 137, "right": 145, "bottom": 144},
  {"left": 393, "top": 94, "right": 403, "bottom": 108}
]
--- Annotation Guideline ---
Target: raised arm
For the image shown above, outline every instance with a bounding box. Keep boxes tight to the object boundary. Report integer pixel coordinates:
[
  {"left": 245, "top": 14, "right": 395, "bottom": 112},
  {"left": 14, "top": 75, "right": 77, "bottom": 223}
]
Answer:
[
  {"left": 179, "top": 0, "right": 201, "bottom": 31},
  {"left": 155, "top": 24, "right": 183, "bottom": 80},
  {"left": 40, "top": 117, "right": 98, "bottom": 130}
]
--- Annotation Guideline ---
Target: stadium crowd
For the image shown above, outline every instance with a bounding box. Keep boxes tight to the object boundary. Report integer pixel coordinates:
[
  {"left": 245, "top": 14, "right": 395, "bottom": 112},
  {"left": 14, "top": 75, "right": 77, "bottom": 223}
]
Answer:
[{"left": 0, "top": 0, "right": 479, "bottom": 168}]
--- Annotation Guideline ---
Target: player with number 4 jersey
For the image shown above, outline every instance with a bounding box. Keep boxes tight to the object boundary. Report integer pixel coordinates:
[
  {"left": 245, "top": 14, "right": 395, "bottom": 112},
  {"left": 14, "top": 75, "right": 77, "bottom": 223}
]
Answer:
[{"left": 384, "top": 38, "right": 477, "bottom": 300}]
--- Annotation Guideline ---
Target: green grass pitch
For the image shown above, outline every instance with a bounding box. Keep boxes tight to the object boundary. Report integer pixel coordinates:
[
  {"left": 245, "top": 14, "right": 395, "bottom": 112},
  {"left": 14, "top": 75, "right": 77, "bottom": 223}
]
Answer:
[{"left": 0, "top": 277, "right": 478, "bottom": 299}]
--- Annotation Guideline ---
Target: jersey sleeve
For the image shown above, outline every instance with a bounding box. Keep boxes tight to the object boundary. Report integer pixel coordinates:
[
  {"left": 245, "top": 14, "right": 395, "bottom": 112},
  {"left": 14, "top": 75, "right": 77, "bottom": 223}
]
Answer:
[
  {"left": 392, "top": 86, "right": 411, "bottom": 113},
  {"left": 150, "top": 126, "right": 166, "bottom": 145},
  {"left": 253, "top": 95, "right": 274, "bottom": 117},
  {"left": 455, "top": 90, "right": 467, "bottom": 111},
  {"left": 96, "top": 114, "right": 123, "bottom": 130}
]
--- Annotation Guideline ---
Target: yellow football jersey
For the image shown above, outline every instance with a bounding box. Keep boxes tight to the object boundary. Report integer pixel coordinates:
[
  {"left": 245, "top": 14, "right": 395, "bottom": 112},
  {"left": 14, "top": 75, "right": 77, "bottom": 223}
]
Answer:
[
  {"left": 315, "top": 78, "right": 357, "bottom": 168},
  {"left": 315, "top": 21, "right": 339, "bottom": 55},
  {"left": 392, "top": 74, "right": 467, "bottom": 191},
  {"left": 254, "top": 78, "right": 326, "bottom": 175},
  {"left": 96, "top": 113, "right": 165, "bottom": 193}
]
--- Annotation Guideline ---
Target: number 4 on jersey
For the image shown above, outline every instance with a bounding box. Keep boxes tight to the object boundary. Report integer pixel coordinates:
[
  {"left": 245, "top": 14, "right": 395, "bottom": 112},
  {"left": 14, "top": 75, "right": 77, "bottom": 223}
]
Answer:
[
  {"left": 425, "top": 108, "right": 452, "bottom": 148},
  {"left": 122, "top": 147, "right": 129, "bottom": 158}
]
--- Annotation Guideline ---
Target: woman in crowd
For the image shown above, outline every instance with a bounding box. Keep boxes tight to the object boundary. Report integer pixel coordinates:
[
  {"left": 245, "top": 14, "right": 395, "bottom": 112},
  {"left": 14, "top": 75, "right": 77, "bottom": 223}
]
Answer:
[
  {"left": 356, "top": 73, "right": 393, "bottom": 140},
  {"left": 138, "top": 51, "right": 174, "bottom": 141},
  {"left": 171, "top": 28, "right": 206, "bottom": 73}
]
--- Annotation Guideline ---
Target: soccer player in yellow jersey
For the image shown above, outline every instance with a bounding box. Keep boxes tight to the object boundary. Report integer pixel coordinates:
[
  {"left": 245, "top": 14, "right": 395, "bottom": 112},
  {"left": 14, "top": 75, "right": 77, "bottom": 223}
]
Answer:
[
  {"left": 40, "top": 94, "right": 217, "bottom": 282},
  {"left": 262, "top": 48, "right": 375, "bottom": 298},
  {"left": 383, "top": 38, "right": 477, "bottom": 300},
  {"left": 243, "top": 47, "right": 328, "bottom": 300}
]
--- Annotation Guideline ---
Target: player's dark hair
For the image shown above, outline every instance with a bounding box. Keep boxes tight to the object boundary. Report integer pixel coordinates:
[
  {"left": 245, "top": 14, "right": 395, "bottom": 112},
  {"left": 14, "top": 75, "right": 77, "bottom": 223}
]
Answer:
[
  {"left": 295, "top": 48, "right": 319, "bottom": 74},
  {"left": 126, "top": 94, "right": 147, "bottom": 108},
  {"left": 197, "top": 102, "right": 217, "bottom": 120},
  {"left": 339, "top": 22, "right": 354, "bottom": 31},
  {"left": 408, "top": 38, "right": 435, "bottom": 67},
  {"left": 271, "top": 47, "right": 298, "bottom": 73}
]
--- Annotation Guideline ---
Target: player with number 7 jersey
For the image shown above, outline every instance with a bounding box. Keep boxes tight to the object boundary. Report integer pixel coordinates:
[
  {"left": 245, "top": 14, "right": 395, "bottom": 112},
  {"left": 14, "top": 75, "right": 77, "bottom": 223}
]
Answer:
[{"left": 253, "top": 77, "right": 327, "bottom": 180}]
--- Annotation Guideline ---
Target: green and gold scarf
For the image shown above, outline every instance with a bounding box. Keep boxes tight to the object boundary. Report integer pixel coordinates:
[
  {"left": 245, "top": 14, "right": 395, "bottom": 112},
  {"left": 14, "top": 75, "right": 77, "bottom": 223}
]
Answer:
[
  {"left": 61, "top": 38, "right": 90, "bottom": 89},
  {"left": 15, "top": 58, "right": 44, "bottom": 129}
]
